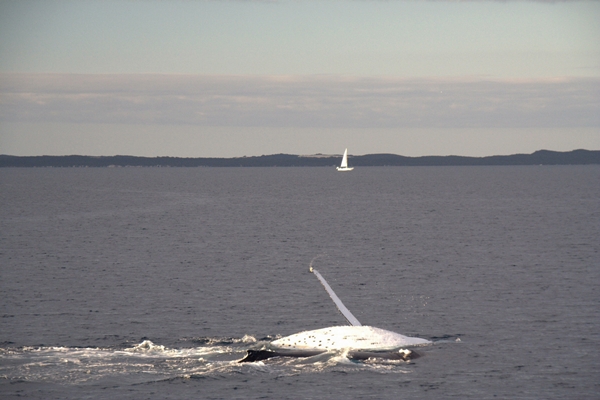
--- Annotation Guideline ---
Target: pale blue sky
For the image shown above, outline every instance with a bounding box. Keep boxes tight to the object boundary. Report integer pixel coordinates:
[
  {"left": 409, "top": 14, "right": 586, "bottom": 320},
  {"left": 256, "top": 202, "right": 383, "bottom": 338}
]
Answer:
[
  {"left": 1, "top": 0, "right": 598, "bottom": 77},
  {"left": 1, "top": 0, "right": 599, "bottom": 157}
]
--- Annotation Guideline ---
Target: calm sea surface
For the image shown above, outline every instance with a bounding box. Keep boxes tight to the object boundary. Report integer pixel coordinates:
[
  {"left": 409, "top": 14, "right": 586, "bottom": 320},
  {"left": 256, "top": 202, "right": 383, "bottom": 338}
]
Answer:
[{"left": 1, "top": 166, "right": 598, "bottom": 399}]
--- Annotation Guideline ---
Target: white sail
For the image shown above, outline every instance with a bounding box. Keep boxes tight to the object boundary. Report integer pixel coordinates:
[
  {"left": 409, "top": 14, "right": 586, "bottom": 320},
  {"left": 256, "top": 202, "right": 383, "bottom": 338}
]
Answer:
[
  {"left": 340, "top": 148, "right": 348, "bottom": 168},
  {"left": 336, "top": 148, "right": 354, "bottom": 171}
]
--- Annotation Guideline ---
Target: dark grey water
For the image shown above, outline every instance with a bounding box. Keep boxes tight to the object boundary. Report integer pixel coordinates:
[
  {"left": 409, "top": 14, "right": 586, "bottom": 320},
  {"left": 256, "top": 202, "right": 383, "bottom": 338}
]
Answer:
[{"left": 1, "top": 166, "right": 598, "bottom": 399}]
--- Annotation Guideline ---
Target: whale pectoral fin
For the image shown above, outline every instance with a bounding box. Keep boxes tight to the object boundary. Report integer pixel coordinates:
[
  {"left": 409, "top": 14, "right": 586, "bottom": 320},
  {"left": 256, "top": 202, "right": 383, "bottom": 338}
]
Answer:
[{"left": 310, "top": 267, "right": 362, "bottom": 326}]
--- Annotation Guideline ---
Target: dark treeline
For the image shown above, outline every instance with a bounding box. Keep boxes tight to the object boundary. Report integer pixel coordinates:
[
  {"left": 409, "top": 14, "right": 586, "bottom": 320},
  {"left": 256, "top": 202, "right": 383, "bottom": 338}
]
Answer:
[{"left": 1, "top": 149, "right": 598, "bottom": 168}]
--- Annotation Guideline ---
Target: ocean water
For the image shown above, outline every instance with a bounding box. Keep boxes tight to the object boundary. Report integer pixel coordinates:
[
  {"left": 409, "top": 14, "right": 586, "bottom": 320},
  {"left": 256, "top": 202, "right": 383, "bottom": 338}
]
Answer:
[{"left": 1, "top": 166, "right": 598, "bottom": 399}]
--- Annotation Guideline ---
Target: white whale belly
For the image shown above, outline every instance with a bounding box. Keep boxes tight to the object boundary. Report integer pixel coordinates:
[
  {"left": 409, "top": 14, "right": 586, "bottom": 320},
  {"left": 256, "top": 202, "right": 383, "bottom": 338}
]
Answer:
[{"left": 271, "top": 325, "right": 430, "bottom": 351}]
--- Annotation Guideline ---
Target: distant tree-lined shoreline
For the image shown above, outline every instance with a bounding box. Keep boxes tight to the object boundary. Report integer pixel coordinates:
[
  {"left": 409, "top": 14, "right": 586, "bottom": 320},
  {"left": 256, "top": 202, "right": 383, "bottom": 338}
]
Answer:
[{"left": 1, "top": 150, "right": 598, "bottom": 168}]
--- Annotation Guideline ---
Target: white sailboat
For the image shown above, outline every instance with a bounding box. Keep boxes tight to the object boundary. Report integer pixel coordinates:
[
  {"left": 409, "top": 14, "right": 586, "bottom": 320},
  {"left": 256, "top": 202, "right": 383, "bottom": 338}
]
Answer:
[{"left": 336, "top": 148, "right": 354, "bottom": 171}]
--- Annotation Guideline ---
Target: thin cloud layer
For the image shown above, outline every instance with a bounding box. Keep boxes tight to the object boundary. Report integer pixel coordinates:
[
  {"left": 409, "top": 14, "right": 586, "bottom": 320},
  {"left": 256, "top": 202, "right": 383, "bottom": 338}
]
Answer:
[{"left": 1, "top": 73, "right": 598, "bottom": 129}]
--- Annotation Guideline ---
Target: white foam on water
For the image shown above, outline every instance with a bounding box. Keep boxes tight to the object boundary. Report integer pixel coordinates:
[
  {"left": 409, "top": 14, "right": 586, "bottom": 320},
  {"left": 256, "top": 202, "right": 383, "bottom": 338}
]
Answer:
[
  {"left": 0, "top": 334, "right": 419, "bottom": 385},
  {"left": 0, "top": 339, "right": 248, "bottom": 384}
]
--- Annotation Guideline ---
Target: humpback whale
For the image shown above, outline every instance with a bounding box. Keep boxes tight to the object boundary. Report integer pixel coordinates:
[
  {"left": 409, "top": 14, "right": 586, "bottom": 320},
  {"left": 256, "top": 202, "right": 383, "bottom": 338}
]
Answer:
[{"left": 240, "top": 264, "right": 430, "bottom": 362}]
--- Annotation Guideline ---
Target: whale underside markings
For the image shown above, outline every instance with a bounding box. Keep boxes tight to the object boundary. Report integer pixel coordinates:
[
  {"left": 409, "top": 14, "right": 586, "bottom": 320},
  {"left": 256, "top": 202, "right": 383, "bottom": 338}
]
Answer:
[
  {"left": 239, "top": 264, "right": 431, "bottom": 363},
  {"left": 270, "top": 326, "right": 430, "bottom": 351}
]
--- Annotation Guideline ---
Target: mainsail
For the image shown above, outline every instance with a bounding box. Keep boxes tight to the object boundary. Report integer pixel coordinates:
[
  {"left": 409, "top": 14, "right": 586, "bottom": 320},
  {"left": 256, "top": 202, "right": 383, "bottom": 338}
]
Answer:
[
  {"left": 340, "top": 148, "right": 349, "bottom": 168},
  {"left": 336, "top": 148, "right": 354, "bottom": 171}
]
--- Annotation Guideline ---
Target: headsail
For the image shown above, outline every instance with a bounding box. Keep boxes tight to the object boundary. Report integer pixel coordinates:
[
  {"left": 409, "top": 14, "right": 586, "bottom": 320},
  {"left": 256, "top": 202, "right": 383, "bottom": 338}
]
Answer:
[{"left": 310, "top": 266, "right": 362, "bottom": 326}]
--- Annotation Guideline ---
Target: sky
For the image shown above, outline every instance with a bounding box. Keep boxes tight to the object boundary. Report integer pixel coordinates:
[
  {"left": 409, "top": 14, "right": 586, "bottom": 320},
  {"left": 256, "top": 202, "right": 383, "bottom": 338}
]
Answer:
[{"left": 0, "top": 0, "right": 599, "bottom": 157}]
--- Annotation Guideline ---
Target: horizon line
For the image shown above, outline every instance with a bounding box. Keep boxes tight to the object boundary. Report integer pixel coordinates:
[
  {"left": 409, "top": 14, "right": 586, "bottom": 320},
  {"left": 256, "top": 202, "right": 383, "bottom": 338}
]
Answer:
[{"left": 1, "top": 148, "right": 597, "bottom": 159}]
